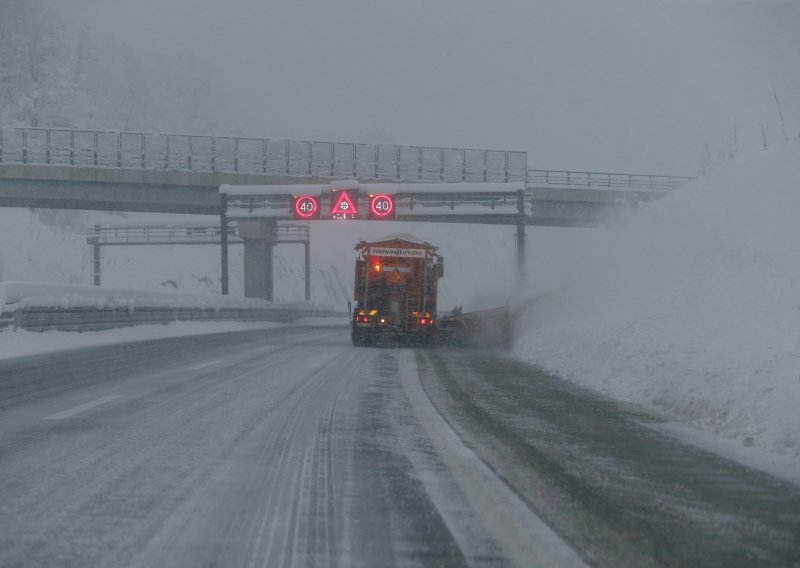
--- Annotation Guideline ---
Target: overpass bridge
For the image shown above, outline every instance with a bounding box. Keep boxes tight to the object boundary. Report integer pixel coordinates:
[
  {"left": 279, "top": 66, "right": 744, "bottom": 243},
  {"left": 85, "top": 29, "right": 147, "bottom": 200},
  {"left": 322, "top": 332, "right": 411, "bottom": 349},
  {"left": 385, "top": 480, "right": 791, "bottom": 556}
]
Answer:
[
  {"left": 0, "top": 126, "right": 693, "bottom": 299},
  {"left": 0, "top": 127, "right": 691, "bottom": 226}
]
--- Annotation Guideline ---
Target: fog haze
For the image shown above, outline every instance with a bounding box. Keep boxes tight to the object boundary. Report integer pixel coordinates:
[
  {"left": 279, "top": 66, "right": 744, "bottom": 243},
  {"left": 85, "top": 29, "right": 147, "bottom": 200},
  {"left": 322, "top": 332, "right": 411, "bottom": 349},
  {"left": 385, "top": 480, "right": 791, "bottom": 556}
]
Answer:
[{"left": 52, "top": 0, "right": 800, "bottom": 173}]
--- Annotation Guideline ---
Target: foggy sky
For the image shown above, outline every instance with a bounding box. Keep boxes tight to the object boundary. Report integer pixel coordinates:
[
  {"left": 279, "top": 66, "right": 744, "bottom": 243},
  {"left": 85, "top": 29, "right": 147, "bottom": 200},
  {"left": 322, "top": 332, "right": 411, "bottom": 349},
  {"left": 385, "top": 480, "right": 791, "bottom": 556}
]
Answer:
[{"left": 58, "top": 0, "right": 800, "bottom": 175}]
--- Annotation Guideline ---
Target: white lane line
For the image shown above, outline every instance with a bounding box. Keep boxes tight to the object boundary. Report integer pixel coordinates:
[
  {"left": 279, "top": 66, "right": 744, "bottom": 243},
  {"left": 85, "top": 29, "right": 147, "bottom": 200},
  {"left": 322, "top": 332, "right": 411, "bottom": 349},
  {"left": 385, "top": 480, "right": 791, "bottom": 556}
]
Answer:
[
  {"left": 189, "top": 359, "right": 223, "bottom": 371},
  {"left": 399, "top": 350, "right": 586, "bottom": 568},
  {"left": 45, "top": 394, "right": 123, "bottom": 421}
]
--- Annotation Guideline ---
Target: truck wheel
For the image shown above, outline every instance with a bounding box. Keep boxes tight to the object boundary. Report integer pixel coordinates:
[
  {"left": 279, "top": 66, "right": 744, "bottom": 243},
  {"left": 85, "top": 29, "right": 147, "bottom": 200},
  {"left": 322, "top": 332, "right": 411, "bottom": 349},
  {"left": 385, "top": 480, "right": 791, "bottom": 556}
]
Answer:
[{"left": 352, "top": 331, "right": 366, "bottom": 347}]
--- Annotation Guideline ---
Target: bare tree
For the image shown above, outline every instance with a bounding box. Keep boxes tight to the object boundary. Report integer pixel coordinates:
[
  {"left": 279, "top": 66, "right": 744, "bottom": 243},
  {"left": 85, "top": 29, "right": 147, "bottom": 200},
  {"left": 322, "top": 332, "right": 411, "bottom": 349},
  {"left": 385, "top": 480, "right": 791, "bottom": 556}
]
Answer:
[
  {"left": 726, "top": 123, "right": 738, "bottom": 160},
  {"left": 774, "top": 93, "right": 788, "bottom": 143}
]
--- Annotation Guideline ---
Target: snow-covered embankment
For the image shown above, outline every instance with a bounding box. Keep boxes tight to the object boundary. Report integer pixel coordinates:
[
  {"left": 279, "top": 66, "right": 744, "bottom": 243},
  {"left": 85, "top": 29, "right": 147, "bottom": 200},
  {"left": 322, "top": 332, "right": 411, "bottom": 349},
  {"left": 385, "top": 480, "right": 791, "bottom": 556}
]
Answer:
[{"left": 514, "top": 141, "right": 800, "bottom": 465}]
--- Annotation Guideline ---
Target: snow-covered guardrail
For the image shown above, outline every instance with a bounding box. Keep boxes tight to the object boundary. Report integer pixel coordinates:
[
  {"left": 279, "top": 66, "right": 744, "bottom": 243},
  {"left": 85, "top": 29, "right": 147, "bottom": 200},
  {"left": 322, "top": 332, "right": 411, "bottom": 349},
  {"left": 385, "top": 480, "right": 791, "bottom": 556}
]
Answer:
[
  {"left": 0, "top": 282, "right": 340, "bottom": 332},
  {"left": 0, "top": 126, "right": 527, "bottom": 183}
]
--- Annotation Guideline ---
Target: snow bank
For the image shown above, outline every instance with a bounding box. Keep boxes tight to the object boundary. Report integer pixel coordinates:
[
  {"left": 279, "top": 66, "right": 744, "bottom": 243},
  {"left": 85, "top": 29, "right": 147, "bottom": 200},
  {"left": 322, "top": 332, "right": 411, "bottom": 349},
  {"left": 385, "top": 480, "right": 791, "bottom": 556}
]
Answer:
[
  {"left": 0, "top": 321, "right": 285, "bottom": 361},
  {"left": 0, "top": 281, "right": 273, "bottom": 311},
  {"left": 0, "top": 281, "right": 340, "bottom": 315},
  {"left": 515, "top": 141, "right": 800, "bottom": 463}
]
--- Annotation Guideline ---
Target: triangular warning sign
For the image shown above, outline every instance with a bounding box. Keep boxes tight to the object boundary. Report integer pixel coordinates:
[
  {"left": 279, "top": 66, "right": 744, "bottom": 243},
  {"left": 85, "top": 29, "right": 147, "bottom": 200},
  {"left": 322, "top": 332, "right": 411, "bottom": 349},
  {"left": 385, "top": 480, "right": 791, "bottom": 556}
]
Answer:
[
  {"left": 388, "top": 269, "right": 405, "bottom": 285},
  {"left": 331, "top": 191, "right": 358, "bottom": 217}
]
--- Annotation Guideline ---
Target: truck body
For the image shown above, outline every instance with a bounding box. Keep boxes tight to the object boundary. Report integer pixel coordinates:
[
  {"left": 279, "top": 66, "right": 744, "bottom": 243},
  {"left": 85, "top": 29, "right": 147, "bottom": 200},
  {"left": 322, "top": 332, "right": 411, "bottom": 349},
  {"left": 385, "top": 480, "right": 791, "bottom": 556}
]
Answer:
[{"left": 352, "top": 236, "right": 443, "bottom": 346}]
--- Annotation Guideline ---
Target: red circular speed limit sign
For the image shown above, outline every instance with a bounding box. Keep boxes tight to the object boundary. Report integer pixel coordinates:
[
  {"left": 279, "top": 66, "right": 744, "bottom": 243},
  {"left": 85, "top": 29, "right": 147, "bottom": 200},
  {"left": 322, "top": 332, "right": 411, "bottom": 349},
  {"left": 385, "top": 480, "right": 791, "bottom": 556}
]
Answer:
[
  {"left": 293, "top": 195, "right": 319, "bottom": 219},
  {"left": 369, "top": 194, "right": 395, "bottom": 219}
]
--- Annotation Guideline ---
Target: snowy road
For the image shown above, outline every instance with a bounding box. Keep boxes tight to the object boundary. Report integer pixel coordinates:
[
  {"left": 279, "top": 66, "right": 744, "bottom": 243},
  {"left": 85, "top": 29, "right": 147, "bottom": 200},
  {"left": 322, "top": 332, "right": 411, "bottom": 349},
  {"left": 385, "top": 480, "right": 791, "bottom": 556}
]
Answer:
[{"left": 0, "top": 325, "right": 798, "bottom": 567}]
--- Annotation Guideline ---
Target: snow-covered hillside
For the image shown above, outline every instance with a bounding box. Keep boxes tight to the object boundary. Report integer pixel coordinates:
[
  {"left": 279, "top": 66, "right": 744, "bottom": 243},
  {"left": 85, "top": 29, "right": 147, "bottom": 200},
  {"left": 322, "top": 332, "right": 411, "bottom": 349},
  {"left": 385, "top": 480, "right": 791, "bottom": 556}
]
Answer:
[{"left": 515, "top": 141, "right": 800, "bottom": 464}]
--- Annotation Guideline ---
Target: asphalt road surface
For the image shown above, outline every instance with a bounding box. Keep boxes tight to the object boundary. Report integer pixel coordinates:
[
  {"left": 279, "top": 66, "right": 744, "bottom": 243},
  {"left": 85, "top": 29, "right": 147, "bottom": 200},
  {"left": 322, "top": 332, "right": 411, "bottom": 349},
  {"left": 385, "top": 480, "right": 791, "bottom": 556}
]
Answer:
[{"left": 0, "top": 325, "right": 798, "bottom": 567}]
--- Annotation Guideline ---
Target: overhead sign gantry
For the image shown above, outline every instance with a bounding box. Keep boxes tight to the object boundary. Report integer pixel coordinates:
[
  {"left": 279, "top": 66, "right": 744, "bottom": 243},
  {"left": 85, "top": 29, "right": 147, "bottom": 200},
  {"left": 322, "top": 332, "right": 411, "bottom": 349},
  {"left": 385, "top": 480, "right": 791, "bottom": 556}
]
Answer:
[
  {"left": 220, "top": 180, "right": 526, "bottom": 225},
  {"left": 218, "top": 180, "right": 527, "bottom": 299}
]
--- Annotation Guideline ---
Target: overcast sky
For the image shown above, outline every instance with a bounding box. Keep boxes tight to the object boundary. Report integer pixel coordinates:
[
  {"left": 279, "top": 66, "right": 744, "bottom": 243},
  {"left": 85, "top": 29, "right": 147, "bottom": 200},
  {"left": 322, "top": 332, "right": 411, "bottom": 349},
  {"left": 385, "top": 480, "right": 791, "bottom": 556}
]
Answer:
[{"left": 59, "top": 0, "right": 800, "bottom": 175}]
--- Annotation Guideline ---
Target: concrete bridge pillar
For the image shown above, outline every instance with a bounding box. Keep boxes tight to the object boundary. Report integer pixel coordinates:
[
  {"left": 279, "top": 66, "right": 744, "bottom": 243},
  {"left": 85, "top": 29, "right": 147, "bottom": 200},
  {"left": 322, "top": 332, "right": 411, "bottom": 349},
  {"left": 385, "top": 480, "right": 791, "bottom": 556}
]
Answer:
[{"left": 239, "top": 219, "right": 277, "bottom": 301}]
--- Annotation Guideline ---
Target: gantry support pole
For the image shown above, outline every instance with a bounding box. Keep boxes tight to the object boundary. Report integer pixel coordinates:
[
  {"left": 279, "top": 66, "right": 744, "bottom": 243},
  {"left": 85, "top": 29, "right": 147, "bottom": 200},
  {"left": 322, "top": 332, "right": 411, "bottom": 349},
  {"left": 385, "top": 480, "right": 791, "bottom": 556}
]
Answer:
[
  {"left": 304, "top": 241, "right": 311, "bottom": 301},
  {"left": 220, "top": 193, "right": 229, "bottom": 295}
]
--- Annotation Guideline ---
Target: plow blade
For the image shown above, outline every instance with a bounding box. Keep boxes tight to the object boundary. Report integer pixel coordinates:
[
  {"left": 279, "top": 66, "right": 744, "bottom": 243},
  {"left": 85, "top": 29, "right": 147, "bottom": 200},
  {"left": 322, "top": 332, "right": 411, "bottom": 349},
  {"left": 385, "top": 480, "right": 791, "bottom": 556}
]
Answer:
[{"left": 437, "top": 305, "right": 511, "bottom": 349}]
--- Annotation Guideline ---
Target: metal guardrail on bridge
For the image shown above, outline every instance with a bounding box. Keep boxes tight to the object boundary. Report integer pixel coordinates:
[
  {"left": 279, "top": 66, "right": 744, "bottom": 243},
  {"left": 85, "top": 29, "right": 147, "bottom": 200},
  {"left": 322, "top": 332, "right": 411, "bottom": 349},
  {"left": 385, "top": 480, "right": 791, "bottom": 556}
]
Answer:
[
  {"left": 0, "top": 126, "right": 693, "bottom": 193},
  {"left": 527, "top": 169, "right": 693, "bottom": 191},
  {"left": 0, "top": 126, "right": 527, "bottom": 184}
]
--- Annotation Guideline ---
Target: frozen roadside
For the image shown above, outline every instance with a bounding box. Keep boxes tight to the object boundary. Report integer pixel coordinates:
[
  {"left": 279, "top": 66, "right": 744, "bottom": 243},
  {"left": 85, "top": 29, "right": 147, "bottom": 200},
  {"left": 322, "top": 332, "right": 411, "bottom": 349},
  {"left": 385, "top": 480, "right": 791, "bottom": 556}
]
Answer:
[{"left": 0, "top": 321, "right": 286, "bottom": 361}]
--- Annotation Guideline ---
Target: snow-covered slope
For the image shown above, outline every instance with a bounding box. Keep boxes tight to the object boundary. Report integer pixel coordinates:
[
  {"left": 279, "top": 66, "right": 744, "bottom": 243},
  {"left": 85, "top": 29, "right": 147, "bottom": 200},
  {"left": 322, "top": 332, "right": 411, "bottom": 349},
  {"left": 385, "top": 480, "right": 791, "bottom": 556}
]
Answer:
[{"left": 514, "top": 141, "right": 800, "bottom": 464}]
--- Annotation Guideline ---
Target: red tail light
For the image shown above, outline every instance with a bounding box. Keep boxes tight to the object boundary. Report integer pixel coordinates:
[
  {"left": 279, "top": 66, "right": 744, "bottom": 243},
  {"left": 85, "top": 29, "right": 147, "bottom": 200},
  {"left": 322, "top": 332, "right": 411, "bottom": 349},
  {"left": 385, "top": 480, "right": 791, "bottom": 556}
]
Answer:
[{"left": 420, "top": 318, "right": 427, "bottom": 325}]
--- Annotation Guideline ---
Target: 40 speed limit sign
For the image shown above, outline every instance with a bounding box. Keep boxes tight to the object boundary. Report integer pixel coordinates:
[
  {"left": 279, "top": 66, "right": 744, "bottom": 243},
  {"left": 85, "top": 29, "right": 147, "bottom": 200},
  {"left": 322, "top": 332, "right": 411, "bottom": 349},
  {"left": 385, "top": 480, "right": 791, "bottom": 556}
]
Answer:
[
  {"left": 293, "top": 195, "right": 319, "bottom": 219},
  {"left": 369, "top": 194, "right": 395, "bottom": 219}
]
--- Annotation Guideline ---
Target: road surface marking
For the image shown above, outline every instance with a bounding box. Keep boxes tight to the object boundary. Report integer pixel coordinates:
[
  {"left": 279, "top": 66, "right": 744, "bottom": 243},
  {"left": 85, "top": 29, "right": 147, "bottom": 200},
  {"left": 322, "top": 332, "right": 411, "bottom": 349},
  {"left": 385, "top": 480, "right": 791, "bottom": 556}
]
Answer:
[
  {"left": 399, "top": 350, "right": 586, "bottom": 568},
  {"left": 45, "top": 395, "right": 123, "bottom": 420}
]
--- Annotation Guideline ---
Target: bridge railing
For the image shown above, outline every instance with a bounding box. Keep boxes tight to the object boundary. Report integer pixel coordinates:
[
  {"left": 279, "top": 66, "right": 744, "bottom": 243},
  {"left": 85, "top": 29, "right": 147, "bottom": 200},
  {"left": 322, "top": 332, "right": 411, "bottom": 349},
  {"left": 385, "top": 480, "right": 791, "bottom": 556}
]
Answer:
[
  {"left": 527, "top": 169, "right": 693, "bottom": 191},
  {"left": 0, "top": 126, "right": 693, "bottom": 192},
  {"left": 85, "top": 222, "right": 310, "bottom": 245},
  {"left": 0, "top": 126, "right": 527, "bottom": 184}
]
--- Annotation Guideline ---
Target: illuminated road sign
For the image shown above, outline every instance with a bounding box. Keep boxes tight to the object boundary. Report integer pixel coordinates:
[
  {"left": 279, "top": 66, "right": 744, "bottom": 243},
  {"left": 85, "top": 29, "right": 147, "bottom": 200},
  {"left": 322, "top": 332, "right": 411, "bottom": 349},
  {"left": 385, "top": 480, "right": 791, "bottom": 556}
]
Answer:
[
  {"left": 330, "top": 190, "right": 358, "bottom": 219},
  {"left": 293, "top": 195, "right": 319, "bottom": 219},
  {"left": 369, "top": 194, "right": 395, "bottom": 219}
]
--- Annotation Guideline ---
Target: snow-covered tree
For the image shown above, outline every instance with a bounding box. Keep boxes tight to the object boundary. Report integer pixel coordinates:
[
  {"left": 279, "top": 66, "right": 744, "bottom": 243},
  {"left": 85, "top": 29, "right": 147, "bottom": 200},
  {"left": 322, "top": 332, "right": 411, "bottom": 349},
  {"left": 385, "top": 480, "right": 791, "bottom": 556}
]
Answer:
[{"left": 0, "top": 0, "right": 231, "bottom": 134}]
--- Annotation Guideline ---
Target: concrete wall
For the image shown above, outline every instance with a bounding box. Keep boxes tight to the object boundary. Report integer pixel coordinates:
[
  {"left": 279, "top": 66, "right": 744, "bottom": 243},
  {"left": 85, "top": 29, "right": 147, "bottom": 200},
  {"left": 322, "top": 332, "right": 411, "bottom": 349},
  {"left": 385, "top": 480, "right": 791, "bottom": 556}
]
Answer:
[{"left": 240, "top": 219, "right": 278, "bottom": 300}]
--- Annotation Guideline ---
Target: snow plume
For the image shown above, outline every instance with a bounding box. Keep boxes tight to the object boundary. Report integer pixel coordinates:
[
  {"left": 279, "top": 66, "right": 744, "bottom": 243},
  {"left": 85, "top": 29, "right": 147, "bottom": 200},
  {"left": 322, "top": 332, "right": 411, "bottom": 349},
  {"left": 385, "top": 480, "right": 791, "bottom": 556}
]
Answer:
[{"left": 515, "top": 141, "right": 800, "bottom": 462}]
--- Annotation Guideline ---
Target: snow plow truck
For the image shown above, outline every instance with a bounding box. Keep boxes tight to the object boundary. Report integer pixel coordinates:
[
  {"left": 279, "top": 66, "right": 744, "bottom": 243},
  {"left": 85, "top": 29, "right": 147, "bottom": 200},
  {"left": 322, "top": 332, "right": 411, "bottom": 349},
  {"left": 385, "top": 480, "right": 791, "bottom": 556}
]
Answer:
[
  {"left": 351, "top": 236, "right": 443, "bottom": 346},
  {"left": 351, "top": 235, "right": 511, "bottom": 348}
]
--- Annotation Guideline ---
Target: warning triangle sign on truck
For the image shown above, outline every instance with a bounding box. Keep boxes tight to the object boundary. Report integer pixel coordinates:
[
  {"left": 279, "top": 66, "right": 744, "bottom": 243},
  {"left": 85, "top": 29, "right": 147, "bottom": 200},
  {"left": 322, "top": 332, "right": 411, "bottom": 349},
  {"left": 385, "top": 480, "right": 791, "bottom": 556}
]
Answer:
[
  {"left": 388, "top": 269, "right": 405, "bottom": 285},
  {"left": 331, "top": 190, "right": 358, "bottom": 218}
]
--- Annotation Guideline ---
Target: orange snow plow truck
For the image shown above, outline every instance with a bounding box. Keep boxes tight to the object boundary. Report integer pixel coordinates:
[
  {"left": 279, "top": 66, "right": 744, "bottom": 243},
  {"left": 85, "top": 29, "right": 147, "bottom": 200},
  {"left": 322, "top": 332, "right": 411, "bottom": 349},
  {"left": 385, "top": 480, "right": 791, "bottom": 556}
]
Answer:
[
  {"left": 352, "top": 236, "right": 442, "bottom": 346},
  {"left": 351, "top": 236, "right": 510, "bottom": 348}
]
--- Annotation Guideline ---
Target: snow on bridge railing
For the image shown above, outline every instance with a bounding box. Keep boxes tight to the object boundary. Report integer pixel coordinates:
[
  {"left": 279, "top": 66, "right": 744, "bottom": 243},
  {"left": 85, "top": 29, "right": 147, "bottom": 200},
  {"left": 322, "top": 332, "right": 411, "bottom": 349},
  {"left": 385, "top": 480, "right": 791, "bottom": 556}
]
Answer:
[
  {"left": 527, "top": 169, "right": 693, "bottom": 191},
  {"left": 0, "top": 281, "right": 340, "bottom": 332},
  {"left": 0, "top": 126, "right": 693, "bottom": 192},
  {"left": 0, "top": 126, "right": 527, "bottom": 184}
]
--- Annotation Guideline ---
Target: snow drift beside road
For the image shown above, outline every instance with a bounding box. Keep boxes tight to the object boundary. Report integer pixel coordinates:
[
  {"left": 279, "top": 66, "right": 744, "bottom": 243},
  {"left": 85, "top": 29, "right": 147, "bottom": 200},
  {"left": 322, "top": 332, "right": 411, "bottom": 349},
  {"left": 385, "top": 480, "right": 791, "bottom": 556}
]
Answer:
[
  {"left": 0, "top": 321, "right": 284, "bottom": 360},
  {"left": 515, "top": 141, "right": 800, "bottom": 463},
  {"left": 0, "top": 281, "right": 274, "bottom": 311}
]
